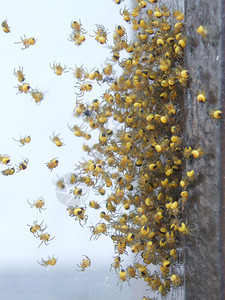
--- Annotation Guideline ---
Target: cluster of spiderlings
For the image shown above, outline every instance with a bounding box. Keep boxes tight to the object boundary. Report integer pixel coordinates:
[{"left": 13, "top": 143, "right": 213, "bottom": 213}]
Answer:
[
  {"left": 2, "top": 20, "right": 36, "bottom": 49},
  {"left": 0, "top": 135, "right": 31, "bottom": 175},
  {"left": 58, "top": 1, "right": 200, "bottom": 297},
  {"left": 14, "top": 66, "right": 44, "bottom": 104},
  {"left": 0, "top": 154, "right": 15, "bottom": 176},
  {"left": 69, "top": 20, "right": 87, "bottom": 46},
  {"left": 27, "top": 197, "right": 55, "bottom": 258},
  {"left": 0, "top": 153, "right": 29, "bottom": 175}
]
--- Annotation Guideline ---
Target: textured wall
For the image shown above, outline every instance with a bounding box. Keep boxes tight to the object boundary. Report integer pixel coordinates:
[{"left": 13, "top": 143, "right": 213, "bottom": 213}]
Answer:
[{"left": 184, "top": 0, "right": 224, "bottom": 299}]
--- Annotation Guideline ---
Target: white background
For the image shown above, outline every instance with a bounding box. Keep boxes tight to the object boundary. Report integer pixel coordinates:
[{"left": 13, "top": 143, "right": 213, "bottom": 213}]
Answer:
[{"left": 0, "top": 0, "right": 184, "bottom": 299}]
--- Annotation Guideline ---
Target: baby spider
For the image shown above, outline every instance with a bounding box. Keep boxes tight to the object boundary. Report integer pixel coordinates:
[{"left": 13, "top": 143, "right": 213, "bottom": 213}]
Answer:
[
  {"left": 68, "top": 32, "right": 86, "bottom": 45},
  {"left": 56, "top": 177, "right": 65, "bottom": 190},
  {"left": 74, "top": 81, "right": 93, "bottom": 98},
  {"left": 70, "top": 187, "right": 87, "bottom": 198},
  {"left": 50, "top": 61, "right": 68, "bottom": 76},
  {"left": 30, "top": 89, "right": 44, "bottom": 104},
  {"left": 88, "top": 69, "right": 103, "bottom": 85},
  {"left": 36, "top": 232, "right": 55, "bottom": 248},
  {"left": 89, "top": 200, "right": 101, "bottom": 210},
  {"left": 15, "top": 83, "right": 31, "bottom": 94},
  {"left": 110, "top": 256, "right": 123, "bottom": 272},
  {"left": 67, "top": 173, "right": 77, "bottom": 185},
  {"left": 117, "top": 269, "right": 130, "bottom": 291},
  {"left": 14, "top": 67, "right": 25, "bottom": 82},
  {"left": 50, "top": 132, "right": 65, "bottom": 147},
  {"left": 27, "top": 197, "right": 46, "bottom": 213},
  {"left": 13, "top": 135, "right": 31, "bottom": 146},
  {"left": 0, "top": 154, "right": 10, "bottom": 165},
  {"left": 27, "top": 220, "right": 47, "bottom": 236},
  {"left": 119, "top": 7, "right": 131, "bottom": 23},
  {"left": 67, "top": 123, "right": 86, "bottom": 137},
  {"left": 14, "top": 35, "right": 36, "bottom": 50},
  {"left": 170, "top": 274, "right": 181, "bottom": 287},
  {"left": 89, "top": 222, "right": 107, "bottom": 240},
  {"left": 70, "top": 65, "right": 85, "bottom": 80},
  {"left": 38, "top": 255, "right": 58, "bottom": 267},
  {"left": 71, "top": 20, "right": 87, "bottom": 33},
  {"left": 196, "top": 25, "right": 208, "bottom": 38},
  {"left": 67, "top": 205, "right": 88, "bottom": 227},
  {"left": 90, "top": 24, "right": 109, "bottom": 45},
  {"left": 2, "top": 19, "right": 10, "bottom": 33},
  {"left": 76, "top": 255, "right": 91, "bottom": 272},
  {"left": 1, "top": 167, "right": 15, "bottom": 176},
  {"left": 74, "top": 206, "right": 88, "bottom": 227},
  {"left": 16, "top": 158, "right": 29, "bottom": 172},
  {"left": 46, "top": 158, "right": 59, "bottom": 171},
  {"left": 210, "top": 110, "right": 222, "bottom": 119}
]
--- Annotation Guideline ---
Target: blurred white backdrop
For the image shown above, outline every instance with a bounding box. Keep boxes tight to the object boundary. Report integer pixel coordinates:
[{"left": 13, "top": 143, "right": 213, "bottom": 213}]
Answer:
[{"left": 0, "top": 0, "right": 155, "bottom": 299}]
